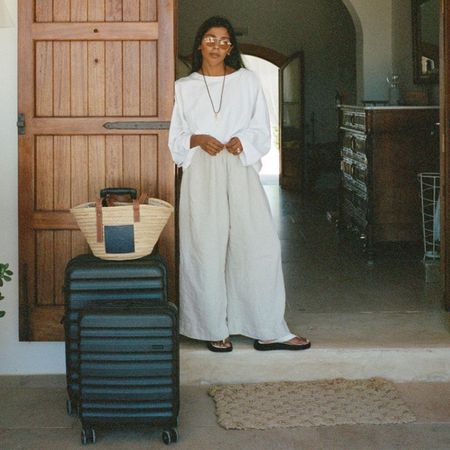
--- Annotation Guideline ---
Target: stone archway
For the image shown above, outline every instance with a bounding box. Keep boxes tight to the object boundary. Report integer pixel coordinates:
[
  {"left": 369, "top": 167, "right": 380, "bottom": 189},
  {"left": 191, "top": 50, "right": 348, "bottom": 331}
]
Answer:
[{"left": 239, "top": 43, "right": 287, "bottom": 68}]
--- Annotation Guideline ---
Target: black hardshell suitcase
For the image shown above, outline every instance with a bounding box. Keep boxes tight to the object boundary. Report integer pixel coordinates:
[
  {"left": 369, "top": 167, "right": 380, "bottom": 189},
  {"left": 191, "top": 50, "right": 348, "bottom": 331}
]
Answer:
[
  {"left": 77, "top": 303, "right": 179, "bottom": 445},
  {"left": 64, "top": 254, "right": 168, "bottom": 415}
]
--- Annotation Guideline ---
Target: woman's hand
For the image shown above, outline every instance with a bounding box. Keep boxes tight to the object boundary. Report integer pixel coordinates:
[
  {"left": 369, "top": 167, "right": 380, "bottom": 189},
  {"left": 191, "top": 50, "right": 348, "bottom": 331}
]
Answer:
[
  {"left": 225, "top": 137, "right": 243, "bottom": 156},
  {"left": 191, "top": 134, "right": 224, "bottom": 156}
]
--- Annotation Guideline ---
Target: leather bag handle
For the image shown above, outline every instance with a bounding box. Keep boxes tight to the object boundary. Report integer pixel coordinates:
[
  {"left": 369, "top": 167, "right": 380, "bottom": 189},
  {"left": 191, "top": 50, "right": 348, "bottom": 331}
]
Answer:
[{"left": 95, "top": 199, "right": 103, "bottom": 243}]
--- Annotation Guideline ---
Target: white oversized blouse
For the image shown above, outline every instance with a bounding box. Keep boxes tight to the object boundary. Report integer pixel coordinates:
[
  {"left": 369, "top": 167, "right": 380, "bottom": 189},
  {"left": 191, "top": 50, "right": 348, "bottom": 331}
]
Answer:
[{"left": 168, "top": 68, "right": 271, "bottom": 172}]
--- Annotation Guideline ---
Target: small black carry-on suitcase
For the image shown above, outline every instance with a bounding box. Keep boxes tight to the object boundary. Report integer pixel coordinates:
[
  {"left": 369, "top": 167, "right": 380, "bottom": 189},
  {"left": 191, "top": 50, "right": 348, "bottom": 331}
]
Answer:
[
  {"left": 64, "top": 254, "right": 168, "bottom": 416},
  {"left": 77, "top": 303, "right": 179, "bottom": 445}
]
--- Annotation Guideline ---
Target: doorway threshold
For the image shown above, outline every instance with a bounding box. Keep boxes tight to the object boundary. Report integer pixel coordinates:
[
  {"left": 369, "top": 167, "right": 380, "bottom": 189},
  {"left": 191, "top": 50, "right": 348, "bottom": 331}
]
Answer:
[{"left": 179, "top": 318, "right": 450, "bottom": 385}]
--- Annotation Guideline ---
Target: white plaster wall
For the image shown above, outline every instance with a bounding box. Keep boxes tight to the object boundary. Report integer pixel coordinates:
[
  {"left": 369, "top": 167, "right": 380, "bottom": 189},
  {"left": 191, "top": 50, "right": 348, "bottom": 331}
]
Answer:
[
  {"left": 391, "top": 0, "right": 414, "bottom": 91},
  {"left": 345, "top": 0, "right": 393, "bottom": 101},
  {"left": 0, "top": 0, "right": 66, "bottom": 375}
]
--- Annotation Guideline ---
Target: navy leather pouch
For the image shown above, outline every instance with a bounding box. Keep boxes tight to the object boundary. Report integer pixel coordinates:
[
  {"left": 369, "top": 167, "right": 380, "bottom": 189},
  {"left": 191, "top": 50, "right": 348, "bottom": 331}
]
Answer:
[{"left": 104, "top": 225, "right": 135, "bottom": 254}]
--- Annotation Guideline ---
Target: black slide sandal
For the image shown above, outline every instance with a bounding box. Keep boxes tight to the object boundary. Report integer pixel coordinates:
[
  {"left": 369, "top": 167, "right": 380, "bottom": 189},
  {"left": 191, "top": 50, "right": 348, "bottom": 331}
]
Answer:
[{"left": 253, "top": 338, "right": 311, "bottom": 351}]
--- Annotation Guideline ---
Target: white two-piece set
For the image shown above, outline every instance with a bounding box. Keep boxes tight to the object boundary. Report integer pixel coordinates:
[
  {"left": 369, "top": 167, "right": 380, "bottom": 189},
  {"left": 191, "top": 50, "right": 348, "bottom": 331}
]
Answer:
[{"left": 168, "top": 68, "right": 296, "bottom": 342}]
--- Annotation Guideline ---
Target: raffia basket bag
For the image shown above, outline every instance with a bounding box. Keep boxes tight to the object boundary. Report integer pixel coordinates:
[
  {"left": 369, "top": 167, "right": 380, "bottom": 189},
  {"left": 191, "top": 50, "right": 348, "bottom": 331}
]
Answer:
[{"left": 71, "top": 188, "right": 174, "bottom": 261}]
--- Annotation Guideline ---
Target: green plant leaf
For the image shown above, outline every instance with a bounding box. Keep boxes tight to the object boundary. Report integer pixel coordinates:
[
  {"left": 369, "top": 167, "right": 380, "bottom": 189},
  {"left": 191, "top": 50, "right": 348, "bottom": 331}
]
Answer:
[
  {"left": 0, "top": 311, "right": 5, "bottom": 318},
  {"left": 0, "top": 263, "right": 13, "bottom": 309}
]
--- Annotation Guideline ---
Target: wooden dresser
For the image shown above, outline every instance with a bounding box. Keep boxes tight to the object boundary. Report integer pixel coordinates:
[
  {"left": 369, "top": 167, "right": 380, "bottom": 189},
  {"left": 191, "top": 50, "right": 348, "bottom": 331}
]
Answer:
[{"left": 337, "top": 105, "right": 439, "bottom": 261}]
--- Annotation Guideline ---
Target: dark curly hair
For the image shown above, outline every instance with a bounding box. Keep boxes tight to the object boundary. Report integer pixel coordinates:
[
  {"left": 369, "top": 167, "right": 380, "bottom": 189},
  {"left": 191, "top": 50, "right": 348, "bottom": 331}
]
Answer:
[{"left": 190, "top": 16, "right": 245, "bottom": 73}]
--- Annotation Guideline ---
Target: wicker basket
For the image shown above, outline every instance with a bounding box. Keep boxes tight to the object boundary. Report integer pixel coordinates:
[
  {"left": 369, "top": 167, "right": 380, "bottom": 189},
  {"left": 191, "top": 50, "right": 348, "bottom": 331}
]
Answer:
[{"left": 71, "top": 197, "right": 174, "bottom": 260}]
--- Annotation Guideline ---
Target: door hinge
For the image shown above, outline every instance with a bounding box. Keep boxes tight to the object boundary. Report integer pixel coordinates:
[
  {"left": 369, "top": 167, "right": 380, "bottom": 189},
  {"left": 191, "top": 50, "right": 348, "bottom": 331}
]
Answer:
[
  {"left": 17, "top": 113, "right": 25, "bottom": 135},
  {"left": 19, "top": 263, "right": 30, "bottom": 341},
  {"left": 103, "top": 121, "right": 171, "bottom": 130}
]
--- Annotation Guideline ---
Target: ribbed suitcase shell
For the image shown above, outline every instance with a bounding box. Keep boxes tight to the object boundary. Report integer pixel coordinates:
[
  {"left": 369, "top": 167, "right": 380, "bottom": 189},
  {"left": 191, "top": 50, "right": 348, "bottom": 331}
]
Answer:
[
  {"left": 64, "top": 254, "right": 168, "bottom": 412},
  {"left": 77, "top": 305, "right": 179, "bottom": 432},
  {"left": 77, "top": 304, "right": 179, "bottom": 443}
]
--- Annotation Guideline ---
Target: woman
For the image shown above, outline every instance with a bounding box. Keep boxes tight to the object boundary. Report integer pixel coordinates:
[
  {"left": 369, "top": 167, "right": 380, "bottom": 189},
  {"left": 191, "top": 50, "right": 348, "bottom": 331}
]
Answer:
[{"left": 169, "top": 16, "right": 310, "bottom": 352}]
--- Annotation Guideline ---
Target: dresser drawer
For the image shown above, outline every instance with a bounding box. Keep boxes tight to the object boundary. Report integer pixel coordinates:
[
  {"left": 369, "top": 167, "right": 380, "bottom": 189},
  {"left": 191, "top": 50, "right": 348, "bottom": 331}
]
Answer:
[
  {"left": 342, "top": 193, "right": 368, "bottom": 230},
  {"left": 342, "top": 185, "right": 368, "bottom": 214},
  {"left": 341, "top": 174, "right": 367, "bottom": 194},
  {"left": 353, "top": 206, "right": 368, "bottom": 229},
  {"left": 352, "top": 162, "right": 368, "bottom": 187},
  {"left": 352, "top": 189, "right": 368, "bottom": 213},
  {"left": 342, "top": 132, "right": 368, "bottom": 164},
  {"left": 341, "top": 109, "right": 366, "bottom": 132},
  {"left": 340, "top": 158, "right": 368, "bottom": 192}
]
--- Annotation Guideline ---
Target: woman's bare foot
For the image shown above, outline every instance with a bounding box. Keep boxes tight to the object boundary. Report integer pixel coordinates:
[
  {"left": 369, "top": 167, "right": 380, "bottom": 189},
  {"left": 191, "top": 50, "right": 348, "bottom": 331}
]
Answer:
[{"left": 281, "top": 336, "right": 310, "bottom": 346}]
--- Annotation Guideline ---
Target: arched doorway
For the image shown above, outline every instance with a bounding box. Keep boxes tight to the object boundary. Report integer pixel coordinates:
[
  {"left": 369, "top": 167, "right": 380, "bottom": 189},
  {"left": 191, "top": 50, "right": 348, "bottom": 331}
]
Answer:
[
  {"left": 240, "top": 45, "right": 305, "bottom": 191},
  {"left": 241, "top": 53, "right": 280, "bottom": 184}
]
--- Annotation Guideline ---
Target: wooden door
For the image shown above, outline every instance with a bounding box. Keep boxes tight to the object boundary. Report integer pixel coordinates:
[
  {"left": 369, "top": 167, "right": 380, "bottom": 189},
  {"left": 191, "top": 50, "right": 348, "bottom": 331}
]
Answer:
[
  {"left": 441, "top": 0, "right": 450, "bottom": 310},
  {"left": 18, "top": 0, "right": 176, "bottom": 341},
  {"left": 279, "top": 52, "right": 305, "bottom": 190}
]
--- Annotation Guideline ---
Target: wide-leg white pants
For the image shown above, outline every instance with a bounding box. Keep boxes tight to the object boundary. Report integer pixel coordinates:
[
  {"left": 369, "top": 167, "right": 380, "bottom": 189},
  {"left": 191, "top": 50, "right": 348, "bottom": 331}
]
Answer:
[{"left": 179, "top": 148, "right": 293, "bottom": 341}]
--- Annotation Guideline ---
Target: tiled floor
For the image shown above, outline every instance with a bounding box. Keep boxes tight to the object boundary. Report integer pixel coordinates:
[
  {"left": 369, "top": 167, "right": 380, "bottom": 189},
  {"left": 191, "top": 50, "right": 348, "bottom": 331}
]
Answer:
[
  {"left": 1, "top": 184, "right": 450, "bottom": 449},
  {"left": 264, "top": 184, "right": 449, "bottom": 347}
]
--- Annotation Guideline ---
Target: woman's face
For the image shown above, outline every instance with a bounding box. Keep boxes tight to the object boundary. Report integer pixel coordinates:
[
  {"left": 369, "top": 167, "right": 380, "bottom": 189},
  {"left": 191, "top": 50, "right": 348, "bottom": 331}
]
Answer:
[{"left": 198, "top": 26, "right": 232, "bottom": 69}]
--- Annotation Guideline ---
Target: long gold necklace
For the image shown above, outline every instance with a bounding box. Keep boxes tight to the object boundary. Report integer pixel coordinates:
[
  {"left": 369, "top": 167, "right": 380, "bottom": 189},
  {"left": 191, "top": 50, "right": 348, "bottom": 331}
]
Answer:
[{"left": 201, "top": 66, "right": 226, "bottom": 120}]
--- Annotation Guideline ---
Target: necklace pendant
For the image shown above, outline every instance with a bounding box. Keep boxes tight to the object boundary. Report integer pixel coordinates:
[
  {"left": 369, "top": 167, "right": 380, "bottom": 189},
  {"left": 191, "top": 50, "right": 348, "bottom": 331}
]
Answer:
[{"left": 201, "top": 68, "right": 226, "bottom": 122}]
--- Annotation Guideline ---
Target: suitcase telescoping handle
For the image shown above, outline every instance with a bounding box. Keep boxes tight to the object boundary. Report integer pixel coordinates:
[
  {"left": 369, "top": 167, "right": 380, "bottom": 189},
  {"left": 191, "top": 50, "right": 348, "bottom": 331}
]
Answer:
[{"left": 100, "top": 187, "right": 137, "bottom": 199}]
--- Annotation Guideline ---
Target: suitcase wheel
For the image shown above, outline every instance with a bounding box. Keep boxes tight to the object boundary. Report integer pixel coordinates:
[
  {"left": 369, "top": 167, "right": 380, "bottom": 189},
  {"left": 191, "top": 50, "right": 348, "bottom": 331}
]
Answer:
[
  {"left": 66, "top": 399, "right": 80, "bottom": 417},
  {"left": 66, "top": 399, "right": 73, "bottom": 416},
  {"left": 162, "top": 428, "right": 178, "bottom": 445},
  {"left": 81, "top": 427, "right": 96, "bottom": 445}
]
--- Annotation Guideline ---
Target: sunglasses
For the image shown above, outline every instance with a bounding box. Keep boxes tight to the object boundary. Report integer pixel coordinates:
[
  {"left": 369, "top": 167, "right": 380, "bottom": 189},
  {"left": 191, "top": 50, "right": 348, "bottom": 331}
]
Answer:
[{"left": 203, "top": 36, "right": 232, "bottom": 49}]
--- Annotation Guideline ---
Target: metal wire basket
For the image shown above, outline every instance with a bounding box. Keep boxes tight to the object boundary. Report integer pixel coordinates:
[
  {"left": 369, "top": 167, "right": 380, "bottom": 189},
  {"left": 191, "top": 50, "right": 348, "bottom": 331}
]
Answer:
[{"left": 418, "top": 172, "right": 440, "bottom": 260}]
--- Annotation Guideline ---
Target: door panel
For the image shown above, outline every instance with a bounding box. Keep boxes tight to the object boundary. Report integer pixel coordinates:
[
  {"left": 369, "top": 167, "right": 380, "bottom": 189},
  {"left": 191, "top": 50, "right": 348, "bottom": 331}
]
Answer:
[
  {"left": 54, "top": 43, "right": 71, "bottom": 116},
  {"left": 34, "top": 40, "right": 159, "bottom": 118},
  {"left": 279, "top": 52, "right": 305, "bottom": 190},
  {"left": 34, "top": 137, "right": 100, "bottom": 212},
  {"left": 35, "top": 0, "right": 157, "bottom": 22},
  {"left": 19, "top": 0, "right": 176, "bottom": 341}
]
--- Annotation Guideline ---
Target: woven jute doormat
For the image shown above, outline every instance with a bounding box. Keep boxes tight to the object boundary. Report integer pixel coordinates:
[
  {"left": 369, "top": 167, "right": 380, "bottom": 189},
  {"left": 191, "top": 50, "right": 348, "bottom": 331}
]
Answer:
[{"left": 208, "top": 378, "right": 416, "bottom": 429}]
